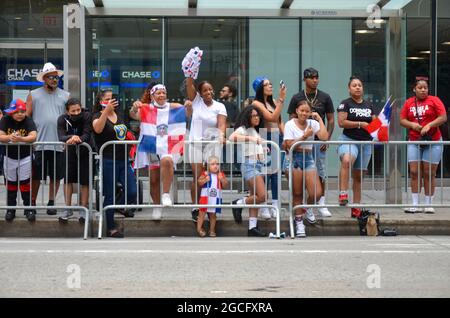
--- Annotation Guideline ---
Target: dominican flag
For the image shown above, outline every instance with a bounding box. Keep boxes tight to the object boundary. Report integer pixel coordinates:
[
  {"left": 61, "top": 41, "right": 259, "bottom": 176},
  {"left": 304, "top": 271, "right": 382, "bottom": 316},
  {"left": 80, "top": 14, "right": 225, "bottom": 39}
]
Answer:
[
  {"left": 199, "top": 172, "right": 223, "bottom": 214},
  {"left": 137, "top": 103, "right": 186, "bottom": 157},
  {"left": 365, "top": 97, "right": 394, "bottom": 142}
]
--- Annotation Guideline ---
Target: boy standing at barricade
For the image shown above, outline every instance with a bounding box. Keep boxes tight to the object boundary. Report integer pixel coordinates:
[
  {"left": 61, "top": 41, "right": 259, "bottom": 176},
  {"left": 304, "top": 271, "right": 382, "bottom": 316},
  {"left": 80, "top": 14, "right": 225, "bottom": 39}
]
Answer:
[
  {"left": 57, "top": 98, "right": 93, "bottom": 224},
  {"left": 197, "top": 156, "right": 229, "bottom": 237},
  {"left": 287, "top": 67, "right": 335, "bottom": 218},
  {"left": 0, "top": 99, "right": 37, "bottom": 221}
]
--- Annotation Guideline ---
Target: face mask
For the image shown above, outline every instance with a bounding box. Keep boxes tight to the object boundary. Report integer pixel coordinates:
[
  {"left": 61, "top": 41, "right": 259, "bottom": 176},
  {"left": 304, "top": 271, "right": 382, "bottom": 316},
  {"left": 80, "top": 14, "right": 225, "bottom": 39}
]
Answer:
[{"left": 70, "top": 113, "right": 83, "bottom": 122}]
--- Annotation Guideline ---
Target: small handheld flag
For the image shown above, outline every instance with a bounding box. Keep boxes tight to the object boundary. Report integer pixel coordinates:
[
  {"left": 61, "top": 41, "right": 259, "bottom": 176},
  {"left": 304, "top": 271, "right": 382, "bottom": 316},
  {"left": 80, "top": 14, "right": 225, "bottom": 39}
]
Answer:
[{"left": 365, "top": 97, "right": 394, "bottom": 142}]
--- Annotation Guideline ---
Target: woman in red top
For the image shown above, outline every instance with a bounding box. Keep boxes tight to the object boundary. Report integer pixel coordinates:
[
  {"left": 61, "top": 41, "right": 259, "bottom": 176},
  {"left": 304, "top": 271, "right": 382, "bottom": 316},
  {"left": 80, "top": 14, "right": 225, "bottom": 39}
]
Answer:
[{"left": 400, "top": 78, "right": 447, "bottom": 213}]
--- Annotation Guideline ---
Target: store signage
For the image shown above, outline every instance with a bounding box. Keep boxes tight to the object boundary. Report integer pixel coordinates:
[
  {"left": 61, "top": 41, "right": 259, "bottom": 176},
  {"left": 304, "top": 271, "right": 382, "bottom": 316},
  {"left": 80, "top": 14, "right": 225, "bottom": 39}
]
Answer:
[
  {"left": 90, "top": 69, "right": 110, "bottom": 79},
  {"left": 121, "top": 70, "right": 160, "bottom": 79},
  {"left": 7, "top": 67, "right": 41, "bottom": 81}
]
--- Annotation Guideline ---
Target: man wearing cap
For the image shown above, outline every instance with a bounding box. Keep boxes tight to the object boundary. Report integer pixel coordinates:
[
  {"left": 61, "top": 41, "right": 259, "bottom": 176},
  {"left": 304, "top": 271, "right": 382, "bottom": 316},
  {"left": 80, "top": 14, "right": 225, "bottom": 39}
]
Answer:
[
  {"left": 0, "top": 99, "right": 37, "bottom": 221},
  {"left": 287, "top": 67, "right": 335, "bottom": 218},
  {"left": 26, "top": 62, "right": 69, "bottom": 215}
]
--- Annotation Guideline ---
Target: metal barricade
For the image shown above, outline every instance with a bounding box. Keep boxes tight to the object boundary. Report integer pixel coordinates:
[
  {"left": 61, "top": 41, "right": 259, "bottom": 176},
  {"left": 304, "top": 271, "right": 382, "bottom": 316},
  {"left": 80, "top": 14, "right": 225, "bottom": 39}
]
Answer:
[
  {"left": 96, "top": 140, "right": 282, "bottom": 238},
  {"left": 0, "top": 141, "right": 93, "bottom": 240},
  {"left": 288, "top": 139, "right": 449, "bottom": 238}
]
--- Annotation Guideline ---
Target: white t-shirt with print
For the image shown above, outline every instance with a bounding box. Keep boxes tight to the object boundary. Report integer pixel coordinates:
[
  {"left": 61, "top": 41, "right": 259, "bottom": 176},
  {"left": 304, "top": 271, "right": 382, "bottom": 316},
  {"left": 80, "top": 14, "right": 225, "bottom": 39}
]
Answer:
[
  {"left": 234, "top": 126, "right": 265, "bottom": 159},
  {"left": 283, "top": 118, "right": 320, "bottom": 150},
  {"left": 189, "top": 93, "right": 227, "bottom": 141}
]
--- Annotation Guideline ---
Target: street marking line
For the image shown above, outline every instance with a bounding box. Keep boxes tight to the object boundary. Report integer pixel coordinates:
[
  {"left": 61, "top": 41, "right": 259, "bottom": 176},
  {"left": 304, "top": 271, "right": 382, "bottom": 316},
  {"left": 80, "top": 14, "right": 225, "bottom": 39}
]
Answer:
[{"left": 1, "top": 249, "right": 450, "bottom": 254}]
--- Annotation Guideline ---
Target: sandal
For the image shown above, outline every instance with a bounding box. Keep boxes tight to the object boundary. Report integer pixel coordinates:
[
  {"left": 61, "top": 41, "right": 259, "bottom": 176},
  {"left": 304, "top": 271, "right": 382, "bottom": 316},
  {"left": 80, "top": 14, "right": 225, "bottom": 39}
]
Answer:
[
  {"left": 197, "top": 228, "right": 206, "bottom": 237},
  {"left": 209, "top": 231, "right": 216, "bottom": 237},
  {"left": 107, "top": 229, "right": 124, "bottom": 238}
]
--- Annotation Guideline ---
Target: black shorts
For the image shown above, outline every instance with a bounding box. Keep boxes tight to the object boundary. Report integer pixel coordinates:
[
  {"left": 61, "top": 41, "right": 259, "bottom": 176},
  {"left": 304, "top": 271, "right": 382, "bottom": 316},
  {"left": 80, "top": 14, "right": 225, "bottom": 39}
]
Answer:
[
  {"left": 33, "top": 150, "right": 65, "bottom": 181},
  {"left": 64, "top": 146, "right": 92, "bottom": 186}
]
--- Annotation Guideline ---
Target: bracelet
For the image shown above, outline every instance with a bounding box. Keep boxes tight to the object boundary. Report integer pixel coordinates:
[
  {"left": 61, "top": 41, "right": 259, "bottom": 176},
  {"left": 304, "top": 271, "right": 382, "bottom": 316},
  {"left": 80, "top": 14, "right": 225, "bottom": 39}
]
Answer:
[{"left": 279, "top": 98, "right": 285, "bottom": 103}]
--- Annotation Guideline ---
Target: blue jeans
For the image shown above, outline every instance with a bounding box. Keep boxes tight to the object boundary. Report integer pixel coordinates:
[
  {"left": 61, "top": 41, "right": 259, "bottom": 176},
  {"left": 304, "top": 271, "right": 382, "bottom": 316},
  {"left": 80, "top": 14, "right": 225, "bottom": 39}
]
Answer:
[
  {"left": 103, "top": 158, "right": 137, "bottom": 231},
  {"left": 266, "top": 131, "right": 283, "bottom": 200}
]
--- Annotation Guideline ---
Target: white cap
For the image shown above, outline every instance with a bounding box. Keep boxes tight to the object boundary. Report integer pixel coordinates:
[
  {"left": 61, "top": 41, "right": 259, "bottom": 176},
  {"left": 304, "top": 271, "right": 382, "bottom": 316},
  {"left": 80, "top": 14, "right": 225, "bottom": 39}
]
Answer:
[{"left": 36, "top": 62, "right": 64, "bottom": 82}]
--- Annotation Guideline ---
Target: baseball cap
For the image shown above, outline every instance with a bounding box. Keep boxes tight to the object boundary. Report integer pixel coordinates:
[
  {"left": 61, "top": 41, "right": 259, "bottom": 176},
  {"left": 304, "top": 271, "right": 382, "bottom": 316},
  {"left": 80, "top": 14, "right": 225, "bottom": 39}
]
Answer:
[
  {"left": 303, "top": 67, "right": 319, "bottom": 79},
  {"left": 5, "top": 99, "right": 27, "bottom": 114}
]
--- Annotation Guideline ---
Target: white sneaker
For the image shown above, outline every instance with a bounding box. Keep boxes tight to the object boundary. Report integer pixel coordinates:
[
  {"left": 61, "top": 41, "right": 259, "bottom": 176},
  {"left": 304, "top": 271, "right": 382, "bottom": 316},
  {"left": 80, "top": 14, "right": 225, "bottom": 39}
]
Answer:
[
  {"left": 295, "top": 218, "right": 306, "bottom": 238},
  {"left": 259, "top": 207, "right": 272, "bottom": 220},
  {"left": 161, "top": 193, "right": 172, "bottom": 207},
  {"left": 270, "top": 206, "right": 278, "bottom": 219},
  {"left": 304, "top": 208, "right": 316, "bottom": 224},
  {"left": 318, "top": 206, "right": 332, "bottom": 217},
  {"left": 152, "top": 207, "right": 162, "bottom": 220},
  {"left": 404, "top": 207, "right": 422, "bottom": 213},
  {"left": 424, "top": 207, "right": 435, "bottom": 214}
]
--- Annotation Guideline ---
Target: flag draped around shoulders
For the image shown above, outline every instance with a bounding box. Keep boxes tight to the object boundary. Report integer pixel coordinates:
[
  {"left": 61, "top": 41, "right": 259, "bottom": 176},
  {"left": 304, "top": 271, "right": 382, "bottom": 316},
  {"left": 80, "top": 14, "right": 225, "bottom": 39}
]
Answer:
[
  {"left": 365, "top": 97, "right": 394, "bottom": 142},
  {"left": 138, "top": 103, "right": 186, "bottom": 157}
]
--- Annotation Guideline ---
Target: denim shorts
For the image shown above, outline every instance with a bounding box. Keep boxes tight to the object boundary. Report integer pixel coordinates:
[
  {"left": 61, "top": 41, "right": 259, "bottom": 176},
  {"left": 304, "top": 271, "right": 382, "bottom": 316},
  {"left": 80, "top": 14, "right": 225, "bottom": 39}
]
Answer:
[
  {"left": 407, "top": 140, "right": 443, "bottom": 164},
  {"left": 291, "top": 151, "right": 316, "bottom": 171},
  {"left": 312, "top": 143, "right": 326, "bottom": 179},
  {"left": 337, "top": 134, "right": 372, "bottom": 170},
  {"left": 241, "top": 160, "right": 264, "bottom": 181}
]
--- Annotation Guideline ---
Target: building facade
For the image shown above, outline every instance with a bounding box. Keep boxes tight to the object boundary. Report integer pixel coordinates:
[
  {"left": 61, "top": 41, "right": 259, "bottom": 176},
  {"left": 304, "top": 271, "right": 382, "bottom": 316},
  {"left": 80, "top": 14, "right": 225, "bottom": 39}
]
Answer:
[{"left": 1, "top": 0, "right": 449, "bottom": 177}]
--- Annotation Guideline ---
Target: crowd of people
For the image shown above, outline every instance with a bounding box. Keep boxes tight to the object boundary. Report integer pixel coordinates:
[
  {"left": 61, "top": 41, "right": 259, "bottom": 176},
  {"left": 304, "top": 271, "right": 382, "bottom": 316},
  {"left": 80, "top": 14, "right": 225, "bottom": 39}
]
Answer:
[{"left": 0, "top": 54, "right": 447, "bottom": 238}]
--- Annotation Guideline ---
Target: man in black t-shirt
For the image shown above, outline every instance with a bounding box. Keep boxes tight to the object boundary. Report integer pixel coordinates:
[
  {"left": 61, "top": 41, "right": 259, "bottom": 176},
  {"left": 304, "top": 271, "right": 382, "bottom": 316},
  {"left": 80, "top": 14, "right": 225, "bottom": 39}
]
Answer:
[
  {"left": 219, "top": 84, "right": 238, "bottom": 127},
  {"left": 287, "top": 67, "right": 335, "bottom": 218},
  {"left": 0, "top": 99, "right": 37, "bottom": 222}
]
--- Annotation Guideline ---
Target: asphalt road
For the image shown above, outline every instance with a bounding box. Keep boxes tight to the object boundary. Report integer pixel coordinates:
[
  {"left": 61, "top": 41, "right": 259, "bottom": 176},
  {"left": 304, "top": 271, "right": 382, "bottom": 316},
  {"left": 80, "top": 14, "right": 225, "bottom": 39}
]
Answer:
[{"left": 1, "top": 236, "right": 450, "bottom": 298}]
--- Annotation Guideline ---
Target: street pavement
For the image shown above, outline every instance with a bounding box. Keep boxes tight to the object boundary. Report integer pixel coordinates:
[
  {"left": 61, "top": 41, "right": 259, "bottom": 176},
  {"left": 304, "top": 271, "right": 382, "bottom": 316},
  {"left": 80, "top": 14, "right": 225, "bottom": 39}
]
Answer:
[{"left": 1, "top": 236, "right": 450, "bottom": 298}]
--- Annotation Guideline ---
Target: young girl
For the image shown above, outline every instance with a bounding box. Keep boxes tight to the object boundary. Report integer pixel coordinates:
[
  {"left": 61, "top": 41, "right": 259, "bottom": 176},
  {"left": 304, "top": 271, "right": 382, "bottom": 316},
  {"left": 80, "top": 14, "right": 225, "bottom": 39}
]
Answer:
[
  {"left": 283, "top": 100, "right": 328, "bottom": 237},
  {"left": 197, "top": 156, "right": 229, "bottom": 237},
  {"left": 400, "top": 77, "right": 447, "bottom": 213},
  {"left": 229, "top": 105, "right": 268, "bottom": 237},
  {"left": 337, "top": 76, "right": 376, "bottom": 218},
  {"left": 252, "top": 77, "right": 286, "bottom": 219}
]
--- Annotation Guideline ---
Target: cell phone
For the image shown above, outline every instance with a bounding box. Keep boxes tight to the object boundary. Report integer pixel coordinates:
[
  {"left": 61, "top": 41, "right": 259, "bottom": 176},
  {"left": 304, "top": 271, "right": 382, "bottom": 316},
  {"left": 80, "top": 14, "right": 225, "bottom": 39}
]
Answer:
[{"left": 279, "top": 80, "right": 285, "bottom": 89}]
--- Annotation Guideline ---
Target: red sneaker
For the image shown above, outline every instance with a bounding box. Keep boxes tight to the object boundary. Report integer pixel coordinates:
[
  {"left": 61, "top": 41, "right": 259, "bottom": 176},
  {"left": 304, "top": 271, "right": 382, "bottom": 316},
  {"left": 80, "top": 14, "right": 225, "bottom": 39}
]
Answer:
[
  {"left": 339, "top": 193, "right": 348, "bottom": 206},
  {"left": 351, "top": 208, "right": 361, "bottom": 218}
]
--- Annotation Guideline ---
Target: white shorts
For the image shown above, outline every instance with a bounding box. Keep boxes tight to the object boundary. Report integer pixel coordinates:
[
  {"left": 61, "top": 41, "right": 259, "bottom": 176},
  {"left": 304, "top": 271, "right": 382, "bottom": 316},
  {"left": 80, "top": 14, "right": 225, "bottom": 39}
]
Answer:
[
  {"left": 186, "top": 142, "right": 223, "bottom": 164},
  {"left": 134, "top": 152, "right": 177, "bottom": 170},
  {"left": 3, "top": 156, "right": 32, "bottom": 182}
]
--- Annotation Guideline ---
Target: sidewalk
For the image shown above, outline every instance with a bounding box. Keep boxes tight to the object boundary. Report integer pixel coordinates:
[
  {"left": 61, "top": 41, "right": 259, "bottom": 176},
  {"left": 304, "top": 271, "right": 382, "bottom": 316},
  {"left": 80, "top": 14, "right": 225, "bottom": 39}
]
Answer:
[{"left": 1, "top": 185, "right": 450, "bottom": 238}]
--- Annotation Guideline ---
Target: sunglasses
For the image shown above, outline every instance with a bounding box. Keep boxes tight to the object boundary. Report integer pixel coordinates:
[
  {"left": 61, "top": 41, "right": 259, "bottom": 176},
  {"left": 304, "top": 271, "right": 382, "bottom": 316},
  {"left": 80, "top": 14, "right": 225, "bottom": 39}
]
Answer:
[{"left": 46, "top": 75, "right": 60, "bottom": 80}]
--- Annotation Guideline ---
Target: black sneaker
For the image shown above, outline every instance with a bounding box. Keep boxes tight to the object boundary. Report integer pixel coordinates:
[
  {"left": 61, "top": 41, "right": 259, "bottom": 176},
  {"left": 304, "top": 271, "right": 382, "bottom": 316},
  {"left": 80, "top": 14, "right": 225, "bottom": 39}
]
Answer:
[
  {"left": 25, "top": 209, "right": 36, "bottom": 222},
  {"left": 191, "top": 209, "right": 199, "bottom": 223},
  {"left": 248, "top": 227, "right": 267, "bottom": 237},
  {"left": 78, "top": 217, "right": 86, "bottom": 225},
  {"left": 118, "top": 209, "right": 135, "bottom": 218},
  {"left": 46, "top": 206, "right": 57, "bottom": 215},
  {"left": 232, "top": 199, "right": 243, "bottom": 224},
  {"left": 5, "top": 209, "right": 16, "bottom": 222}
]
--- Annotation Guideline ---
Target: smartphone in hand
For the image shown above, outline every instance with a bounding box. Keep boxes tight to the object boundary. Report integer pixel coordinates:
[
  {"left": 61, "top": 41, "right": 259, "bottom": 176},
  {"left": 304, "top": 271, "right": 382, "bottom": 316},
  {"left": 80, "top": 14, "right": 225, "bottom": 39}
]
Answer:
[{"left": 279, "top": 80, "right": 285, "bottom": 89}]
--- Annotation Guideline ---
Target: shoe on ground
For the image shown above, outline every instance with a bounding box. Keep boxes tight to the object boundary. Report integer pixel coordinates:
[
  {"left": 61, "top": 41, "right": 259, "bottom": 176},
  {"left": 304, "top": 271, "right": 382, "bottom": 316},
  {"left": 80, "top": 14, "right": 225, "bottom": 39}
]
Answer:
[
  {"left": 46, "top": 207, "right": 57, "bottom": 215},
  {"left": 295, "top": 218, "right": 306, "bottom": 238},
  {"left": 232, "top": 199, "right": 243, "bottom": 224},
  {"left": 161, "top": 193, "right": 172, "bottom": 207},
  {"left": 248, "top": 227, "right": 267, "bottom": 237},
  {"left": 107, "top": 229, "right": 124, "bottom": 238},
  {"left": 58, "top": 209, "right": 73, "bottom": 223},
  {"left": 152, "top": 207, "right": 162, "bottom": 220},
  {"left": 404, "top": 207, "right": 422, "bottom": 213},
  {"left": 424, "top": 207, "right": 435, "bottom": 214},
  {"left": 304, "top": 208, "right": 316, "bottom": 224},
  {"left": 24, "top": 209, "right": 36, "bottom": 222},
  {"left": 351, "top": 208, "right": 361, "bottom": 218},
  {"left": 259, "top": 207, "right": 271, "bottom": 220},
  {"left": 191, "top": 209, "right": 199, "bottom": 223},
  {"left": 78, "top": 217, "right": 85, "bottom": 224},
  {"left": 318, "top": 206, "right": 332, "bottom": 217},
  {"left": 339, "top": 193, "right": 348, "bottom": 206},
  {"left": 5, "top": 209, "right": 16, "bottom": 222}
]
